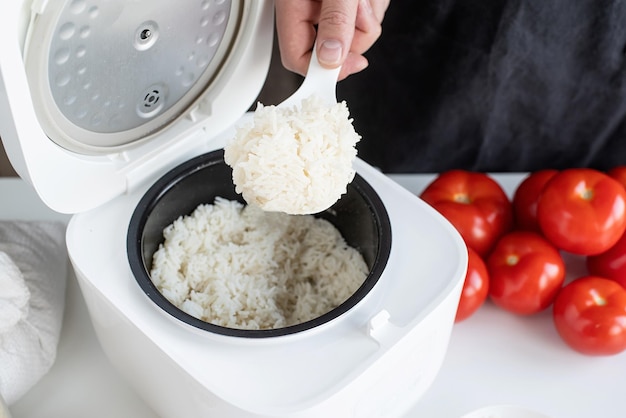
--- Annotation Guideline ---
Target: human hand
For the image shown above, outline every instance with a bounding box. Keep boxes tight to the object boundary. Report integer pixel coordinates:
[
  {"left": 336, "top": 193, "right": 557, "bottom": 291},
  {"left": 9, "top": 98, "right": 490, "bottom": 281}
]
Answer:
[{"left": 274, "top": 0, "right": 389, "bottom": 80}]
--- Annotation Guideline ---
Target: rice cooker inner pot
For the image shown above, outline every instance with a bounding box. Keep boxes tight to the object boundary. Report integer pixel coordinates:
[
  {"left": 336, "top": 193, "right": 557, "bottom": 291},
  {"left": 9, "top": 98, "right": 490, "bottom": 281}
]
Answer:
[{"left": 127, "top": 150, "right": 392, "bottom": 338}]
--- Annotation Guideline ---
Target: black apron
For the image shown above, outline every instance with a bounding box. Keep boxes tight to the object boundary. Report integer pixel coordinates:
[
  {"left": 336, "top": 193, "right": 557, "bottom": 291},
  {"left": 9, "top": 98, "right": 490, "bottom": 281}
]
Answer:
[{"left": 337, "top": 0, "right": 626, "bottom": 173}]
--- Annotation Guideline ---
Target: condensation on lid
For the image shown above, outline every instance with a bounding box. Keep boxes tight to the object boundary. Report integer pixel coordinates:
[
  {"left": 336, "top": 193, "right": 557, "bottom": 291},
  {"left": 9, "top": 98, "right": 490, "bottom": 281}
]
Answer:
[{"left": 24, "top": 0, "right": 238, "bottom": 152}]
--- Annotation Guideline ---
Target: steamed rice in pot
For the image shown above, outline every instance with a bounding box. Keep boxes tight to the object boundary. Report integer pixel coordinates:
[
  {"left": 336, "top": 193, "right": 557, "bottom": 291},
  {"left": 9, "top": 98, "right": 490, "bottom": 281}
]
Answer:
[{"left": 150, "top": 197, "right": 368, "bottom": 330}]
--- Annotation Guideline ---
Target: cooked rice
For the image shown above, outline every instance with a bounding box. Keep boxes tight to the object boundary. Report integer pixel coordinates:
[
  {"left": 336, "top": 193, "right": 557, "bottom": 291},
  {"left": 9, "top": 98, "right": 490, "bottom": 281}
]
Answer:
[
  {"left": 223, "top": 95, "right": 361, "bottom": 215},
  {"left": 150, "top": 197, "right": 369, "bottom": 330}
]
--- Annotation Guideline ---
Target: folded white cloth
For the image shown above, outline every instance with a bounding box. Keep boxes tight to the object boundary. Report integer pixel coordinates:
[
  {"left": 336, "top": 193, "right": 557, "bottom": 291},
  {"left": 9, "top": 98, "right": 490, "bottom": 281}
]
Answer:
[
  {"left": 0, "top": 221, "right": 67, "bottom": 406},
  {"left": 0, "top": 392, "right": 11, "bottom": 418}
]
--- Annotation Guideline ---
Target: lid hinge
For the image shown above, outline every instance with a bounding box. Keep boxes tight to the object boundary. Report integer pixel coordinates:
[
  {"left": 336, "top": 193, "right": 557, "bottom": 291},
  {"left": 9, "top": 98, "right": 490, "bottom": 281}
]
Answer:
[{"left": 121, "top": 126, "right": 212, "bottom": 194}]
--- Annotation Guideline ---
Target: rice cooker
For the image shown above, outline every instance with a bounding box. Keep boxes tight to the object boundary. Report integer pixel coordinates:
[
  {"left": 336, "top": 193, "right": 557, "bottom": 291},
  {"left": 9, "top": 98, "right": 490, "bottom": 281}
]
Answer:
[{"left": 0, "top": 0, "right": 468, "bottom": 416}]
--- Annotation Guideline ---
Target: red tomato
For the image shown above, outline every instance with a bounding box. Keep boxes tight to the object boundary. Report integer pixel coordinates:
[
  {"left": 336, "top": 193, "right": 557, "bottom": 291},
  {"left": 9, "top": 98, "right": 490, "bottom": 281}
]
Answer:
[
  {"left": 512, "top": 169, "right": 558, "bottom": 232},
  {"left": 607, "top": 166, "right": 626, "bottom": 190},
  {"left": 537, "top": 168, "right": 626, "bottom": 255},
  {"left": 420, "top": 170, "right": 513, "bottom": 257},
  {"left": 586, "top": 231, "right": 626, "bottom": 289},
  {"left": 487, "top": 231, "right": 565, "bottom": 315},
  {"left": 455, "top": 247, "right": 490, "bottom": 323},
  {"left": 553, "top": 276, "right": 626, "bottom": 356}
]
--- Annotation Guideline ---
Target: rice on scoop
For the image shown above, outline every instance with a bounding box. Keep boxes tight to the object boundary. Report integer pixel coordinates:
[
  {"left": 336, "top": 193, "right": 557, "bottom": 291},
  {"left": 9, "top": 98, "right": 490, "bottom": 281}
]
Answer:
[
  {"left": 150, "top": 197, "right": 369, "bottom": 330},
  {"left": 223, "top": 95, "right": 361, "bottom": 215}
]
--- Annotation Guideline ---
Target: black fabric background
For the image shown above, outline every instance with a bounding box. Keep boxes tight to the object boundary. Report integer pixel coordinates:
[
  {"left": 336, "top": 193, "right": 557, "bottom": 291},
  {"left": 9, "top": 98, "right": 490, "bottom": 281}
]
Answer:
[{"left": 337, "top": 0, "right": 626, "bottom": 173}]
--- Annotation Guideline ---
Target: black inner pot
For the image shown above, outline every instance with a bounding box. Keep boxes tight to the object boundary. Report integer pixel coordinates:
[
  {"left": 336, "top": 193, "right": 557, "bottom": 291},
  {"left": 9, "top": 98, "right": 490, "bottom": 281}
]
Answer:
[{"left": 127, "top": 149, "right": 392, "bottom": 338}]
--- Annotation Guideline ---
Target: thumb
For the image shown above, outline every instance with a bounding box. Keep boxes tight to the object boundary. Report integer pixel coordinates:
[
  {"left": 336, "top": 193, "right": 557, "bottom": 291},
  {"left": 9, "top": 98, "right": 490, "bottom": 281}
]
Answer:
[{"left": 316, "top": 0, "right": 359, "bottom": 68}]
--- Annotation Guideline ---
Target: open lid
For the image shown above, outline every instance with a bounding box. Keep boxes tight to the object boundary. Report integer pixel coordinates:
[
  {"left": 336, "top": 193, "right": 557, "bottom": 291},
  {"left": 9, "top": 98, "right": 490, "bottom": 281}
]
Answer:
[{"left": 0, "top": 0, "right": 273, "bottom": 214}]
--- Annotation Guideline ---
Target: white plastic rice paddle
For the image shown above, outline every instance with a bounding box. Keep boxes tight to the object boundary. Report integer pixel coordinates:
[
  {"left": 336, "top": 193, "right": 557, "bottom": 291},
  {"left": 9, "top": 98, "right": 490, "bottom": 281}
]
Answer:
[
  {"left": 277, "top": 41, "right": 342, "bottom": 109},
  {"left": 226, "top": 40, "right": 347, "bottom": 215}
]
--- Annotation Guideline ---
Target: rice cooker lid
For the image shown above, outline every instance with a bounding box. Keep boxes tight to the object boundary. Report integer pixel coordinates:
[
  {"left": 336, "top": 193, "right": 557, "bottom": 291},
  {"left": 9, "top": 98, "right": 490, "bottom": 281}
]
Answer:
[{"left": 0, "top": 0, "right": 272, "bottom": 214}]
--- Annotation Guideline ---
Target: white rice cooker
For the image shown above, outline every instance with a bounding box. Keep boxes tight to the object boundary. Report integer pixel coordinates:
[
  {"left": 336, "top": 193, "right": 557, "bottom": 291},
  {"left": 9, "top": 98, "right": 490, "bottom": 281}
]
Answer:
[{"left": 0, "top": 1, "right": 468, "bottom": 416}]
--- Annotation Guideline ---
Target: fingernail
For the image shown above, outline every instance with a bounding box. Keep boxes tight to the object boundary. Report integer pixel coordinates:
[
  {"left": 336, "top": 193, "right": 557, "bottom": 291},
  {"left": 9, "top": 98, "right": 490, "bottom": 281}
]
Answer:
[{"left": 318, "top": 40, "right": 343, "bottom": 65}]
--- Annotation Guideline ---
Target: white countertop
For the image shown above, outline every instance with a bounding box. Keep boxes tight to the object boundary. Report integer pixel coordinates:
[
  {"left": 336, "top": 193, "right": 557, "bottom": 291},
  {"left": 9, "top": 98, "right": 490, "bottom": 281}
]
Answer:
[{"left": 4, "top": 174, "right": 626, "bottom": 418}]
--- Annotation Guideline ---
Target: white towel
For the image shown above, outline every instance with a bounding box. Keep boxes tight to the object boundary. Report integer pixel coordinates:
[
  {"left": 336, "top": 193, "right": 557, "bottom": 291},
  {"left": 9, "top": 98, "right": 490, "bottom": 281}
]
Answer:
[{"left": 0, "top": 221, "right": 67, "bottom": 406}]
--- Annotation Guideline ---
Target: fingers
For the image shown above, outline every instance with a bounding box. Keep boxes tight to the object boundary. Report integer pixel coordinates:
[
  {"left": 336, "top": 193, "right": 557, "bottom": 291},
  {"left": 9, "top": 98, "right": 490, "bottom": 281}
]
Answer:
[
  {"left": 275, "top": 0, "right": 321, "bottom": 76},
  {"left": 315, "top": 0, "right": 359, "bottom": 68},
  {"left": 317, "top": 0, "right": 389, "bottom": 79},
  {"left": 275, "top": 0, "right": 390, "bottom": 79},
  {"left": 368, "top": 0, "right": 390, "bottom": 22},
  {"left": 337, "top": 52, "right": 369, "bottom": 80},
  {"left": 351, "top": 0, "right": 386, "bottom": 55},
  {"left": 335, "top": 0, "right": 388, "bottom": 79}
]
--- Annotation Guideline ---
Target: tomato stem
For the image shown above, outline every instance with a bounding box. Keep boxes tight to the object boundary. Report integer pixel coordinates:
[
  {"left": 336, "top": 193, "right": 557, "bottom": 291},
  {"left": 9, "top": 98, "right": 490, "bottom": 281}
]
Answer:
[
  {"left": 581, "top": 188, "right": 594, "bottom": 201},
  {"left": 453, "top": 193, "right": 471, "bottom": 204},
  {"left": 506, "top": 255, "right": 519, "bottom": 266},
  {"left": 590, "top": 289, "right": 606, "bottom": 306}
]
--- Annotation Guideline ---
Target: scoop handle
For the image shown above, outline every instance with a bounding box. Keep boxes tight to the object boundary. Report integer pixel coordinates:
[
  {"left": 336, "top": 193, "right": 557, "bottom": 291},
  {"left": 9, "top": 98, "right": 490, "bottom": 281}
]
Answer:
[{"left": 278, "top": 41, "right": 341, "bottom": 109}]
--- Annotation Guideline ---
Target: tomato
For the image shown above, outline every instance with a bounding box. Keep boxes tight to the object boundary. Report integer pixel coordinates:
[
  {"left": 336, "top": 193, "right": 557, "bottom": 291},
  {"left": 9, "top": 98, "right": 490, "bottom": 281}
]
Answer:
[
  {"left": 607, "top": 166, "right": 626, "bottom": 190},
  {"left": 553, "top": 276, "right": 626, "bottom": 356},
  {"left": 591, "top": 167, "right": 626, "bottom": 280},
  {"left": 487, "top": 231, "right": 565, "bottom": 315},
  {"left": 512, "top": 169, "right": 558, "bottom": 233},
  {"left": 455, "top": 247, "right": 490, "bottom": 322},
  {"left": 536, "top": 168, "right": 626, "bottom": 255},
  {"left": 420, "top": 170, "right": 513, "bottom": 256},
  {"left": 586, "top": 231, "right": 626, "bottom": 289}
]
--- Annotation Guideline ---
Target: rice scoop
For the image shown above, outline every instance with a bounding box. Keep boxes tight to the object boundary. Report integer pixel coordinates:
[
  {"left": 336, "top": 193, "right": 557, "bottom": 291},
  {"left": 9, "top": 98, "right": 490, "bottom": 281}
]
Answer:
[{"left": 224, "top": 95, "right": 361, "bottom": 215}]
